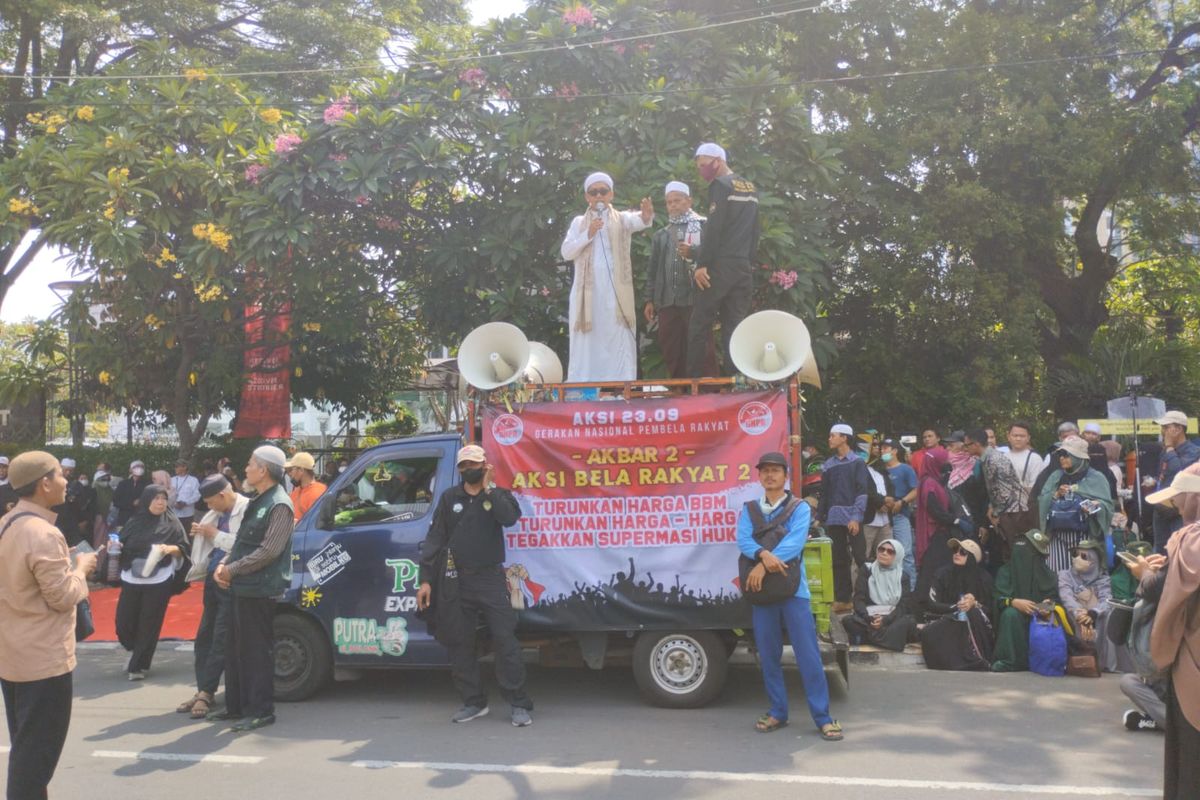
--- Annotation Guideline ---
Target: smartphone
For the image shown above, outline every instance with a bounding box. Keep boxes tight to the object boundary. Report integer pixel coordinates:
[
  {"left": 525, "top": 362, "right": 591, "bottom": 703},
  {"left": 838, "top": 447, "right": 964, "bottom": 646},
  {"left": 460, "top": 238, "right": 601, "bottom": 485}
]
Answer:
[{"left": 1116, "top": 550, "right": 1140, "bottom": 566}]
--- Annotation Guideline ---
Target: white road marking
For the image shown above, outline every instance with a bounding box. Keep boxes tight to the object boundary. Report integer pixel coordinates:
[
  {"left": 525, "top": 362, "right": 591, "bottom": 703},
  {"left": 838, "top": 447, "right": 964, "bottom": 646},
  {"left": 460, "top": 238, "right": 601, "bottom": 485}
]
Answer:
[
  {"left": 349, "top": 760, "right": 1158, "bottom": 797},
  {"left": 92, "top": 750, "right": 263, "bottom": 765}
]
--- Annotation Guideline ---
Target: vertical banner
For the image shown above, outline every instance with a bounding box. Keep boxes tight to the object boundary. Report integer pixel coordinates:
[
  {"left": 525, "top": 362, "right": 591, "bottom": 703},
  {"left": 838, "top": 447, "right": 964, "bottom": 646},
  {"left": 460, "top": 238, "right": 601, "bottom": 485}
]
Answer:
[
  {"left": 233, "top": 303, "right": 291, "bottom": 439},
  {"left": 484, "top": 390, "right": 788, "bottom": 629}
]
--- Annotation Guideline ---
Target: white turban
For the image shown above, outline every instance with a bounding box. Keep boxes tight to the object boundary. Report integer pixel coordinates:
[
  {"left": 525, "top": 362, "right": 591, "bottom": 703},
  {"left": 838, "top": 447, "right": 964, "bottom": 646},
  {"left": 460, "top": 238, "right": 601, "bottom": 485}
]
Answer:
[
  {"left": 694, "top": 142, "right": 726, "bottom": 160},
  {"left": 583, "top": 172, "right": 613, "bottom": 192},
  {"left": 252, "top": 445, "right": 287, "bottom": 468},
  {"left": 664, "top": 180, "right": 690, "bottom": 197}
]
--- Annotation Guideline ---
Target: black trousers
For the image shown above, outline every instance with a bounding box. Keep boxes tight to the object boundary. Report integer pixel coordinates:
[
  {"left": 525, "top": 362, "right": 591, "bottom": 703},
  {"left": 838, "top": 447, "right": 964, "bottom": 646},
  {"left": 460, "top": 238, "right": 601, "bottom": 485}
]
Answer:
[
  {"left": 1165, "top": 680, "right": 1200, "bottom": 799},
  {"left": 2, "top": 672, "right": 73, "bottom": 800},
  {"left": 657, "top": 305, "right": 715, "bottom": 379},
  {"left": 115, "top": 580, "right": 174, "bottom": 673},
  {"left": 194, "top": 575, "right": 232, "bottom": 695},
  {"left": 686, "top": 262, "right": 752, "bottom": 377},
  {"left": 449, "top": 568, "right": 532, "bottom": 710},
  {"left": 224, "top": 595, "right": 276, "bottom": 718},
  {"left": 826, "top": 524, "right": 866, "bottom": 604}
]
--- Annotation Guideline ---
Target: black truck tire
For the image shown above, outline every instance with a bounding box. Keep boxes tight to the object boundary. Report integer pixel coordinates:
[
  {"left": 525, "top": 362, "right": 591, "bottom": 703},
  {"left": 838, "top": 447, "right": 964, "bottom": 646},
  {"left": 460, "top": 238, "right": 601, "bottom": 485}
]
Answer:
[
  {"left": 274, "top": 613, "right": 333, "bottom": 702},
  {"left": 632, "top": 630, "right": 729, "bottom": 708}
]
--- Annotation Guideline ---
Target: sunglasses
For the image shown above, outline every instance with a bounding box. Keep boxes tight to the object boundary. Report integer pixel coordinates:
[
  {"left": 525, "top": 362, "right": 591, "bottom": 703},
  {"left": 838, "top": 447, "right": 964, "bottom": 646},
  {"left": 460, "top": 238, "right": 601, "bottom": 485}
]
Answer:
[
  {"left": 587, "top": 187, "right": 611, "bottom": 197},
  {"left": 876, "top": 546, "right": 896, "bottom": 555},
  {"left": 955, "top": 547, "right": 971, "bottom": 557}
]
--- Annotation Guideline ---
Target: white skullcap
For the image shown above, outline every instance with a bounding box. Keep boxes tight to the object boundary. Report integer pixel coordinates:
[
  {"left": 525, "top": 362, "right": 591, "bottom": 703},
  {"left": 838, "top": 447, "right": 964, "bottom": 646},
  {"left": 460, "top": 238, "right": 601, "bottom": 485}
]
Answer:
[
  {"left": 60, "top": 457, "right": 77, "bottom": 468},
  {"left": 1083, "top": 422, "right": 1102, "bottom": 434},
  {"left": 695, "top": 142, "right": 726, "bottom": 160},
  {"left": 583, "top": 172, "right": 613, "bottom": 192},
  {"left": 664, "top": 180, "right": 690, "bottom": 197},
  {"left": 830, "top": 423, "right": 854, "bottom": 437},
  {"left": 252, "top": 445, "right": 287, "bottom": 468}
]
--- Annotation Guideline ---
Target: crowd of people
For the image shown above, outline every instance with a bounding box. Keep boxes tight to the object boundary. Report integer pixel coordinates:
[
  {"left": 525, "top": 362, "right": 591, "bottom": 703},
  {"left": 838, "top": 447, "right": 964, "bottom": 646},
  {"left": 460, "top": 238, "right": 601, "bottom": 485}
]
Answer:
[{"left": 800, "top": 414, "right": 1198, "bottom": 797}]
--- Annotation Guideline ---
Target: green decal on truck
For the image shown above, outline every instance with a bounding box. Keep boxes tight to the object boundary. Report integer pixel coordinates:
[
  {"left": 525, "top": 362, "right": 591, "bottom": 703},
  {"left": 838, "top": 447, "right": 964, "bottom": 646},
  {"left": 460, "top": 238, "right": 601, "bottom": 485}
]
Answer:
[{"left": 332, "top": 617, "right": 408, "bottom": 657}]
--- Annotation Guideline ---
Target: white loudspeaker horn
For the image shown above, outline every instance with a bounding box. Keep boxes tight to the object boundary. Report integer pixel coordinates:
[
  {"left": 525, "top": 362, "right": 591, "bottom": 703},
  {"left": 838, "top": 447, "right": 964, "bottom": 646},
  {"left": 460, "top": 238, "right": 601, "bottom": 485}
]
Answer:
[
  {"left": 524, "top": 342, "right": 564, "bottom": 385},
  {"left": 730, "top": 310, "right": 822, "bottom": 388},
  {"left": 458, "top": 322, "right": 532, "bottom": 390}
]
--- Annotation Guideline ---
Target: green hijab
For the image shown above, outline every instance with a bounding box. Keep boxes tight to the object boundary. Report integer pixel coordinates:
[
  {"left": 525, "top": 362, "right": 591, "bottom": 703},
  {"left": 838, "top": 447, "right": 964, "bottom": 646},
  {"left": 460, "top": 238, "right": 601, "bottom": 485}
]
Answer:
[
  {"left": 1037, "top": 456, "right": 1114, "bottom": 536},
  {"left": 995, "top": 539, "right": 1059, "bottom": 603}
]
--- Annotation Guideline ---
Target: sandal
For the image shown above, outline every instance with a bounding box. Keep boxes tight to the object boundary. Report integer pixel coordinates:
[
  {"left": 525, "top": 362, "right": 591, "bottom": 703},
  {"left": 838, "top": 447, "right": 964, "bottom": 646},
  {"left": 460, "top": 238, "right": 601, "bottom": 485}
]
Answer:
[
  {"left": 190, "top": 693, "right": 213, "bottom": 719},
  {"left": 176, "top": 692, "right": 205, "bottom": 714},
  {"left": 755, "top": 714, "right": 788, "bottom": 733},
  {"left": 820, "top": 721, "right": 844, "bottom": 742}
]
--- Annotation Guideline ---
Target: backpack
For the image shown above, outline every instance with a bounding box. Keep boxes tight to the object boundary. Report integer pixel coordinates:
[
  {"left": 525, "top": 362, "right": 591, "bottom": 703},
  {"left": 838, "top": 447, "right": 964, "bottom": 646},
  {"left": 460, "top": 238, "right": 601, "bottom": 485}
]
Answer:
[
  {"left": 1028, "top": 609, "right": 1068, "bottom": 677},
  {"left": 1048, "top": 490, "right": 1089, "bottom": 532},
  {"left": 1127, "top": 599, "right": 1163, "bottom": 681},
  {"left": 738, "top": 497, "right": 804, "bottom": 606}
]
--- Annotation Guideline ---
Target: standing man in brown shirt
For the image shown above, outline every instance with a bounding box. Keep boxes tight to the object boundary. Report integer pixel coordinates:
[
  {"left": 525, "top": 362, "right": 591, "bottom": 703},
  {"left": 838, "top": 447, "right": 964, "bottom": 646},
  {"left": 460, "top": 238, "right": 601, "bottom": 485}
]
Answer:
[{"left": 0, "top": 451, "right": 97, "bottom": 800}]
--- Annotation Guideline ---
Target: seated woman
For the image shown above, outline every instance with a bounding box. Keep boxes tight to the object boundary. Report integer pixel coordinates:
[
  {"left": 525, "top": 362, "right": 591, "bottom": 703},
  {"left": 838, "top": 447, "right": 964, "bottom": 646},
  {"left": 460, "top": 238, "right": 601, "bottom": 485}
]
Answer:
[
  {"left": 842, "top": 538, "right": 915, "bottom": 652},
  {"left": 992, "top": 529, "right": 1059, "bottom": 672},
  {"left": 919, "top": 538, "right": 994, "bottom": 670},
  {"left": 1058, "top": 538, "right": 1117, "bottom": 672}
]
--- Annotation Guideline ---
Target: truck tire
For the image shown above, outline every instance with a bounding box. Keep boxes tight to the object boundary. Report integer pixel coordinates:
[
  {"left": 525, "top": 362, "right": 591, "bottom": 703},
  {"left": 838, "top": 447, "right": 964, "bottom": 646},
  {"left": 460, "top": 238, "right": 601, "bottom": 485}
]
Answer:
[
  {"left": 632, "top": 631, "right": 728, "bottom": 708},
  {"left": 274, "top": 613, "right": 332, "bottom": 702}
]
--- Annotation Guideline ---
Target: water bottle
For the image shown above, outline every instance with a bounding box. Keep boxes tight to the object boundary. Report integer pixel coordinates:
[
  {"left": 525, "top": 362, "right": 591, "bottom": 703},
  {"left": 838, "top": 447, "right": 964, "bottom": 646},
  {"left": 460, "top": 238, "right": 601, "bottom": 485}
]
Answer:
[
  {"left": 955, "top": 594, "right": 967, "bottom": 622},
  {"left": 106, "top": 533, "right": 122, "bottom": 584}
]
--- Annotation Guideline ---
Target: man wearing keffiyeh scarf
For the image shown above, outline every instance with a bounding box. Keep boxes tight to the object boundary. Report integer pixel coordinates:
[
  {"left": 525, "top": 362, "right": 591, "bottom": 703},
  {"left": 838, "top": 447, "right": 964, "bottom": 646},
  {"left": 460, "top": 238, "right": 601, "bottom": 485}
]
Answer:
[{"left": 643, "top": 181, "right": 716, "bottom": 378}]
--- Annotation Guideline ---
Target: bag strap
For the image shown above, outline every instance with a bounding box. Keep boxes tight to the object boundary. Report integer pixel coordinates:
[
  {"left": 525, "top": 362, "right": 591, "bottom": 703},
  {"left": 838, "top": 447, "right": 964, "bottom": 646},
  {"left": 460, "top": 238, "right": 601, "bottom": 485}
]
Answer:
[{"left": 0, "top": 512, "right": 38, "bottom": 542}]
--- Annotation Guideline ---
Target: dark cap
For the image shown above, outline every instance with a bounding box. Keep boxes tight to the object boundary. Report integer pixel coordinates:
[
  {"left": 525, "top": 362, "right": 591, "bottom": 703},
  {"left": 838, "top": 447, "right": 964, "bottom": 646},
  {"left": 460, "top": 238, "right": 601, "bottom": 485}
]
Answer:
[
  {"left": 881, "top": 437, "right": 902, "bottom": 449},
  {"left": 756, "top": 452, "right": 789, "bottom": 472},
  {"left": 199, "top": 474, "right": 230, "bottom": 498},
  {"left": 942, "top": 430, "right": 966, "bottom": 444}
]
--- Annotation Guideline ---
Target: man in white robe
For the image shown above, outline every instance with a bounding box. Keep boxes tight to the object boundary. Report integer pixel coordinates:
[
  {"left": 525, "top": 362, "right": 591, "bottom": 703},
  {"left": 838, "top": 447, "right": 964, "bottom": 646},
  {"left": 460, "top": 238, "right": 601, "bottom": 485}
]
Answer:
[{"left": 560, "top": 172, "right": 653, "bottom": 382}]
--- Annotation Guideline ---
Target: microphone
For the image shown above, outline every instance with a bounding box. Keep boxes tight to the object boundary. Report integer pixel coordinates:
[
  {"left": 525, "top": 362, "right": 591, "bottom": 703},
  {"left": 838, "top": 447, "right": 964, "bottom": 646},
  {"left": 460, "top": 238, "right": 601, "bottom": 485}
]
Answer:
[{"left": 593, "top": 201, "right": 606, "bottom": 226}]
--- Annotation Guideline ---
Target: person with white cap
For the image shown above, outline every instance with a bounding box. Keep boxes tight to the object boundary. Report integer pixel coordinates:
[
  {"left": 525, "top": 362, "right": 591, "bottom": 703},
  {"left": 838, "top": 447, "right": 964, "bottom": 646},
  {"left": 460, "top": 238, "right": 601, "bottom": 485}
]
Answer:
[
  {"left": 685, "top": 142, "right": 759, "bottom": 377},
  {"left": 1081, "top": 421, "right": 1103, "bottom": 445},
  {"left": 642, "top": 180, "right": 716, "bottom": 378},
  {"left": 416, "top": 444, "right": 532, "bottom": 726},
  {"left": 208, "top": 445, "right": 294, "bottom": 732},
  {"left": 816, "top": 423, "right": 873, "bottom": 611},
  {"left": 1152, "top": 409, "right": 1200, "bottom": 554},
  {"left": 559, "top": 171, "right": 654, "bottom": 382},
  {"left": 112, "top": 459, "right": 151, "bottom": 526}
]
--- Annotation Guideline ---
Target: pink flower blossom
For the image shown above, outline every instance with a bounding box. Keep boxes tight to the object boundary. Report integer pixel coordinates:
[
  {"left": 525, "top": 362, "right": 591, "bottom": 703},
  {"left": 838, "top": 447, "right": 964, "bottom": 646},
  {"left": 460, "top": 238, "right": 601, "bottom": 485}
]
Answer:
[
  {"left": 540, "top": 286, "right": 551, "bottom": 297},
  {"left": 375, "top": 215, "right": 401, "bottom": 231},
  {"left": 273, "top": 133, "right": 302, "bottom": 155},
  {"left": 330, "top": 152, "right": 348, "bottom": 162},
  {"left": 458, "top": 67, "right": 487, "bottom": 89},
  {"left": 562, "top": 5, "right": 595, "bottom": 27},
  {"left": 244, "top": 163, "right": 267, "bottom": 184},
  {"left": 354, "top": 194, "right": 371, "bottom": 206},
  {"left": 769, "top": 269, "right": 798, "bottom": 290},
  {"left": 495, "top": 86, "right": 512, "bottom": 100},
  {"left": 323, "top": 96, "right": 354, "bottom": 125},
  {"left": 555, "top": 82, "right": 581, "bottom": 100}
]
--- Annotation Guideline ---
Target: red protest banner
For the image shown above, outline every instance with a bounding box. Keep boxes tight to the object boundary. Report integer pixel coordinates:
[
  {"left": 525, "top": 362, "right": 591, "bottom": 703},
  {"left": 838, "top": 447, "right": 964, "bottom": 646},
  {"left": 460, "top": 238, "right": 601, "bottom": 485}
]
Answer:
[
  {"left": 233, "top": 303, "right": 291, "bottom": 439},
  {"left": 483, "top": 390, "right": 788, "bottom": 628}
]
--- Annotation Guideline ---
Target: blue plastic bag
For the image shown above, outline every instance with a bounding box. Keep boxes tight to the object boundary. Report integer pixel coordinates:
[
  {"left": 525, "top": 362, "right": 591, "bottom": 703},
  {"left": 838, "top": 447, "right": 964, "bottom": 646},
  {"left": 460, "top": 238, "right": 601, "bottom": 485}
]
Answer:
[{"left": 1029, "top": 615, "right": 1067, "bottom": 677}]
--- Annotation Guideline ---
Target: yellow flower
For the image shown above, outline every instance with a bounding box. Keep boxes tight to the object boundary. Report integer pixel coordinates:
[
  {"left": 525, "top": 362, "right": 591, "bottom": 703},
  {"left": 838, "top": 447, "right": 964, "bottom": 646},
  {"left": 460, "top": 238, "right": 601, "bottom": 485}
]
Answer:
[
  {"left": 7, "top": 198, "right": 38, "bottom": 216},
  {"left": 294, "top": 367, "right": 303, "bottom": 377},
  {"left": 104, "top": 135, "right": 115, "bottom": 148},
  {"left": 192, "top": 223, "right": 210, "bottom": 239},
  {"left": 159, "top": 247, "right": 176, "bottom": 262},
  {"left": 144, "top": 313, "right": 161, "bottom": 329},
  {"left": 302, "top": 322, "right": 322, "bottom": 332},
  {"left": 173, "top": 272, "right": 184, "bottom": 279},
  {"left": 208, "top": 229, "right": 232, "bottom": 251},
  {"left": 25, "top": 112, "right": 43, "bottom": 124},
  {"left": 183, "top": 68, "right": 208, "bottom": 82},
  {"left": 188, "top": 372, "right": 197, "bottom": 386},
  {"left": 75, "top": 106, "right": 94, "bottom": 121},
  {"left": 103, "top": 202, "right": 116, "bottom": 221},
  {"left": 98, "top": 371, "right": 112, "bottom": 386},
  {"left": 259, "top": 108, "right": 282, "bottom": 124}
]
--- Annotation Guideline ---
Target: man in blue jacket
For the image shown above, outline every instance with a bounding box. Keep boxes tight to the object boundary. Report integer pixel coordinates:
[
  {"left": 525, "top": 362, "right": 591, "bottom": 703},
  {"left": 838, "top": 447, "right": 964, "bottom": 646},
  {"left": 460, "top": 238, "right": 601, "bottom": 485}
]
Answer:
[
  {"left": 817, "top": 423, "right": 872, "bottom": 611},
  {"left": 737, "top": 451, "right": 842, "bottom": 740}
]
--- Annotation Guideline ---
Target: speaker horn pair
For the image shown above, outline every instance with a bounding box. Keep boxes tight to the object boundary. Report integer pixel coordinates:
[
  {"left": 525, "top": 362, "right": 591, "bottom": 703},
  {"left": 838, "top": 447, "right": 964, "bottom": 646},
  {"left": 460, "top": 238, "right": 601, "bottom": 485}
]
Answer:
[
  {"left": 458, "top": 322, "right": 564, "bottom": 390},
  {"left": 729, "top": 310, "right": 821, "bottom": 388}
]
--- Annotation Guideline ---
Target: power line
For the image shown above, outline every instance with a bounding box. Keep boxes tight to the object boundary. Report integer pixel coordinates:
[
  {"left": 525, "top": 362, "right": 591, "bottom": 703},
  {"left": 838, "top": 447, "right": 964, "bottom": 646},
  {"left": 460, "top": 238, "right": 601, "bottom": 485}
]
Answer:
[
  {"left": 0, "top": 2, "right": 830, "bottom": 84},
  {"left": 5, "top": 45, "right": 1186, "bottom": 110}
]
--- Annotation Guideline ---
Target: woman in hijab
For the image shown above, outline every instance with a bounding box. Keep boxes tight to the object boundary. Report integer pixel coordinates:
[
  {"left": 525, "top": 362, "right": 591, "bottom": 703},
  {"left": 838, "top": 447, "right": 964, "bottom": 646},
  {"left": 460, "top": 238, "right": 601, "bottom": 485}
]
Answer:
[
  {"left": 1140, "top": 464, "right": 1200, "bottom": 798},
  {"left": 115, "top": 485, "right": 189, "bottom": 680},
  {"left": 991, "top": 529, "right": 1060, "bottom": 672},
  {"left": 1087, "top": 442, "right": 1119, "bottom": 501},
  {"left": 1057, "top": 539, "right": 1116, "bottom": 672},
  {"left": 915, "top": 446, "right": 966, "bottom": 605},
  {"left": 919, "top": 538, "right": 995, "bottom": 670},
  {"left": 841, "top": 538, "right": 915, "bottom": 652},
  {"left": 1037, "top": 435, "right": 1115, "bottom": 573},
  {"left": 1100, "top": 439, "right": 1125, "bottom": 495}
]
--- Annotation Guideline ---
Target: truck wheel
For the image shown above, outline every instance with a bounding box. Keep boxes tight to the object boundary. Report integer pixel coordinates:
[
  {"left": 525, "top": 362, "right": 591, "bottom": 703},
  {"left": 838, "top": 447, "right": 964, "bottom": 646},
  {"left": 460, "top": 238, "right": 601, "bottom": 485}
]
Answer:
[
  {"left": 632, "top": 631, "right": 728, "bottom": 709},
  {"left": 274, "top": 613, "right": 332, "bottom": 702}
]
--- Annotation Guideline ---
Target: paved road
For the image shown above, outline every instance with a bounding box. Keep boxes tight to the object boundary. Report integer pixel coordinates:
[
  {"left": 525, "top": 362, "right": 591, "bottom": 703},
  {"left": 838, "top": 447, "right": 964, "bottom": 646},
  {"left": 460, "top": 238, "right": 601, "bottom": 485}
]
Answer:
[{"left": 1, "top": 645, "right": 1164, "bottom": 799}]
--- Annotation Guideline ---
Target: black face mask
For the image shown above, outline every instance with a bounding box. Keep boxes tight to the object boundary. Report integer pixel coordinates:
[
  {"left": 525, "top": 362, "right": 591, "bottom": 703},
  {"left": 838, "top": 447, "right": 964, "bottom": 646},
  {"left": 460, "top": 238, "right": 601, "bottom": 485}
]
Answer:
[{"left": 461, "top": 467, "right": 485, "bottom": 485}]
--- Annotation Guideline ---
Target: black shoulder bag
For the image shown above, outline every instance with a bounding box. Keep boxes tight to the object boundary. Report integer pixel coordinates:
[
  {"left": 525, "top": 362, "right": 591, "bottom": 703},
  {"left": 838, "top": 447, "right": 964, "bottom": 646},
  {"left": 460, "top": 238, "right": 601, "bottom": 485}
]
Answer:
[
  {"left": 738, "top": 497, "right": 804, "bottom": 606},
  {"left": 0, "top": 512, "right": 94, "bottom": 641}
]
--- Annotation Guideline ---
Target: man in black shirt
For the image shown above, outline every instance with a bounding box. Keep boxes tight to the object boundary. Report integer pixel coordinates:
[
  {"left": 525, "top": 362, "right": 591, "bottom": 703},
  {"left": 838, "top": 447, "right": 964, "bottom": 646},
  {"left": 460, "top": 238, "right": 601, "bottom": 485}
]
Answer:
[
  {"left": 417, "top": 444, "right": 531, "bottom": 726},
  {"left": 685, "top": 142, "right": 759, "bottom": 377}
]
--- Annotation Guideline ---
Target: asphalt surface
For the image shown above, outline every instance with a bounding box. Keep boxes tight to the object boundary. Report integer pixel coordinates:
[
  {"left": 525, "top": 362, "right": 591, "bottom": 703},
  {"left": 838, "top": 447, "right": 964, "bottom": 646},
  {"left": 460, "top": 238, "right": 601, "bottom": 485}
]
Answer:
[{"left": 1, "top": 645, "right": 1165, "bottom": 799}]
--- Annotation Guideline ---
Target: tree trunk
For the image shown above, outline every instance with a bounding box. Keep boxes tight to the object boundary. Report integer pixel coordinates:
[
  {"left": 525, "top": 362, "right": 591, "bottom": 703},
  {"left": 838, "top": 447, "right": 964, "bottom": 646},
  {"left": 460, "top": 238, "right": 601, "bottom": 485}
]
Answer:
[{"left": 0, "top": 231, "right": 51, "bottom": 313}]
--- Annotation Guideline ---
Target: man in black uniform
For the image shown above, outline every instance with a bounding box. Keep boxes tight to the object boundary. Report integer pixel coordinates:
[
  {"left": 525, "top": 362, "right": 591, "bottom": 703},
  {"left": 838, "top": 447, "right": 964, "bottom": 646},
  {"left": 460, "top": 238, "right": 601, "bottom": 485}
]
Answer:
[
  {"left": 685, "top": 141, "right": 759, "bottom": 377},
  {"left": 417, "top": 444, "right": 532, "bottom": 727}
]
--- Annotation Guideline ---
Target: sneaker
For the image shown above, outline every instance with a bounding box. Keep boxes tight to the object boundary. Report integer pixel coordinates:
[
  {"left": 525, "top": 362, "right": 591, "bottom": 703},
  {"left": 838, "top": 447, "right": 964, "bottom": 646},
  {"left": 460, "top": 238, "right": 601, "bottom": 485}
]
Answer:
[
  {"left": 128, "top": 671, "right": 146, "bottom": 681},
  {"left": 451, "top": 705, "right": 488, "bottom": 723},
  {"left": 511, "top": 707, "right": 532, "bottom": 728},
  {"left": 1123, "top": 709, "right": 1159, "bottom": 732}
]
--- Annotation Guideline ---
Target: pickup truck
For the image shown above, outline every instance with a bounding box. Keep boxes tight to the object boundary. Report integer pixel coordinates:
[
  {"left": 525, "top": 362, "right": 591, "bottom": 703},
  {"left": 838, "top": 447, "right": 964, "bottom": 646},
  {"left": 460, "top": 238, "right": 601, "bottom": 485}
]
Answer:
[{"left": 272, "top": 378, "right": 848, "bottom": 708}]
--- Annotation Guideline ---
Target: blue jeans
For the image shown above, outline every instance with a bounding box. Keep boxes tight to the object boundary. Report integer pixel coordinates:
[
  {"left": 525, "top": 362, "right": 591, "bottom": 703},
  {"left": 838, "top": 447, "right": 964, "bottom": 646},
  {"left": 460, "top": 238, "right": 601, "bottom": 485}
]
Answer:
[
  {"left": 890, "top": 513, "right": 917, "bottom": 590},
  {"left": 751, "top": 596, "right": 833, "bottom": 727}
]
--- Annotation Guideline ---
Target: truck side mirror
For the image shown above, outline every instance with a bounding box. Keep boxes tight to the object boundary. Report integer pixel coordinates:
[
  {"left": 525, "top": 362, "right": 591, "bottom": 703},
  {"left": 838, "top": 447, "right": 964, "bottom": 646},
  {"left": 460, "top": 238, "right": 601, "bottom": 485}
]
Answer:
[{"left": 316, "top": 496, "right": 335, "bottom": 530}]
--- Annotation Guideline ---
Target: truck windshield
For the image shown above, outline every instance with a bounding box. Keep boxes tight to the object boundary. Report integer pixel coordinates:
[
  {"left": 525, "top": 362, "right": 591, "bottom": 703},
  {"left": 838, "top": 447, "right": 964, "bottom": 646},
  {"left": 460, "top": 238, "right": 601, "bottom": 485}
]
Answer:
[{"left": 333, "top": 455, "right": 440, "bottom": 527}]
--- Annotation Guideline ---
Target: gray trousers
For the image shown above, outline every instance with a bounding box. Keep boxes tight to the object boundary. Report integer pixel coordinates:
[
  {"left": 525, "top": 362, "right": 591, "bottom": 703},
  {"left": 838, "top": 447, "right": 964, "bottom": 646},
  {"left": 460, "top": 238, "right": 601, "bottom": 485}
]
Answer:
[{"left": 1119, "top": 672, "right": 1167, "bottom": 727}]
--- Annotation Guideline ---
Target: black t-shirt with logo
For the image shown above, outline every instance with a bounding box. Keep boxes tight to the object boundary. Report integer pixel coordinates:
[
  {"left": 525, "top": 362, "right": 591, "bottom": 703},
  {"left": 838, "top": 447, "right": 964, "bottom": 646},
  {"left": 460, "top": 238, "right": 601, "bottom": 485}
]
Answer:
[{"left": 697, "top": 172, "right": 759, "bottom": 270}]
